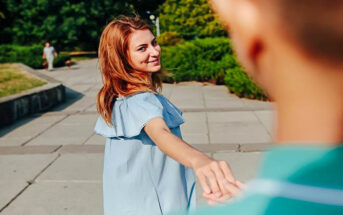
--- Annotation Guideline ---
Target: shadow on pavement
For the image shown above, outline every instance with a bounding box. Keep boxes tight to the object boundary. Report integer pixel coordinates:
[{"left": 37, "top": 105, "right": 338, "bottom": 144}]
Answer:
[{"left": 0, "top": 87, "right": 84, "bottom": 137}]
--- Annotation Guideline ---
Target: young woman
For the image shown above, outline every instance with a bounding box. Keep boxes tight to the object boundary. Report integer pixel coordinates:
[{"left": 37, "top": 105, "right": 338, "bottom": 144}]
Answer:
[{"left": 94, "top": 16, "right": 242, "bottom": 214}]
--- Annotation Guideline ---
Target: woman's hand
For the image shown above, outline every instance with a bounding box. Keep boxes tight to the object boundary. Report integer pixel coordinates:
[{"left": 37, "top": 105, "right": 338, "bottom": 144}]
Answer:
[
  {"left": 191, "top": 157, "right": 239, "bottom": 198},
  {"left": 202, "top": 180, "right": 246, "bottom": 205}
]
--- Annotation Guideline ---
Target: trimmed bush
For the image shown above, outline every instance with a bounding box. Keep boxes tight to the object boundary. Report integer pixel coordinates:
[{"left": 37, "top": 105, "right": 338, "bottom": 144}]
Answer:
[
  {"left": 161, "top": 37, "right": 233, "bottom": 83},
  {"left": 0, "top": 44, "right": 71, "bottom": 69},
  {"left": 225, "top": 66, "right": 267, "bottom": 100},
  {"left": 161, "top": 37, "right": 267, "bottom": 100}
]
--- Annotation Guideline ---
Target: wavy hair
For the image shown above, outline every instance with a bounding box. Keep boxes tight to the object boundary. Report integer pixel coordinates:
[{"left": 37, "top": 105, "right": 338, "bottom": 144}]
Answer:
[{"left": 97, "top": 16, "right": 163, "bottom": 125}]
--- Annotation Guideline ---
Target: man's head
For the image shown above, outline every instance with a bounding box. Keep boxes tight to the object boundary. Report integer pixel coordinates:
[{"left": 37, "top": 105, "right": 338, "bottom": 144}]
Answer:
[
  {"left": 211, "top": 0, "right": 343, "bottom": 98},
  {"left": 45, "top": 42, "right": 50, "bottom": 47}
]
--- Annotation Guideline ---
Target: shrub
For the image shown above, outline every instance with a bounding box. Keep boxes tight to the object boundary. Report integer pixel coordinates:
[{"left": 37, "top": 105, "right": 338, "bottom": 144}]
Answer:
[
  {"left": 53, "top": 53, "right": 71, "bottom": 67},
  {"left": 224, "top": 66, "right": 267, "bottom": 100},
  {"left": 161, "top": 37, "right": 233, "bottom": 83},
  {"left": 157, "top": 32, "right": 184, "bottom": 46},
  {"left": 161, "top": 37, "right": 267, "bottom": 100},
  {"left": 0, "top": 44, "right": 71, "bottom": 69}
]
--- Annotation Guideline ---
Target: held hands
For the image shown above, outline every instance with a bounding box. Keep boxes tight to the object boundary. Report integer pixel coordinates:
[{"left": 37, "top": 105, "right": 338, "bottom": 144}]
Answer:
[
  {"left": 203, "top": 180, "right": 246, "bottom": 205},
  {"left": 191, "top": 157, "right": 246, "bottom": 205}
]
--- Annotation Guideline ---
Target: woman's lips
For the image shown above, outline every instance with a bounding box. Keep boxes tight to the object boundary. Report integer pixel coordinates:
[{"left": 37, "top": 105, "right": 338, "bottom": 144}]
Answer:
[{"left": 147, "top": 59, "right": 160, "bottom": 64}]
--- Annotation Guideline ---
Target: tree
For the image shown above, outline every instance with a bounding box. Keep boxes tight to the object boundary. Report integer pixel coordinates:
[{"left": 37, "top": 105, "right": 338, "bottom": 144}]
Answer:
[
  {"left": 0, "top": 0, "right": 13, "bottom": 44},
  {"left": 158, "top": 0, "right": 226, "bottom": 39},
  {"left": 5, "top": 0, "right": 134, "bottom": 50}
]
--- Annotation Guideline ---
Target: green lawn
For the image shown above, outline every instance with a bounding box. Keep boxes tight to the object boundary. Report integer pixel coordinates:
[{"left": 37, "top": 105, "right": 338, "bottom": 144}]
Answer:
[{"left": 0, "top": 64, "right": 47, "bottom": 98}]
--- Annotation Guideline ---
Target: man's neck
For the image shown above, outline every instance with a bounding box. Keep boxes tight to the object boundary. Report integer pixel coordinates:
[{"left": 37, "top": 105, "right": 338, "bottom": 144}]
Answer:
[{"left": 273, "top": 55, "right": 343, "bottom": 144}]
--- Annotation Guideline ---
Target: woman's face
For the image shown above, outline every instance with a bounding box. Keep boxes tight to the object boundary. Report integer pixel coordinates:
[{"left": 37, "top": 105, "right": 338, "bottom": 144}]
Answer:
[{"left": 128, "top": 29, "right": 161, "bottom": 73}]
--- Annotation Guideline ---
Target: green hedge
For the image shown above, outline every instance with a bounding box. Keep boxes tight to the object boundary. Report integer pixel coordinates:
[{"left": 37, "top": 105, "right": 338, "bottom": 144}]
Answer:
[
  {"left": 0, "top": 44, "right": 71, "bottom": 69},
  {"left": 225, "top": 66, "right": 267, "bottom": 100},
  {"left": 161, "top": 37, "right": 267, "bottom": 100},
  {"left": 161, "top": 37, "right": 233, "bottom": 83}
]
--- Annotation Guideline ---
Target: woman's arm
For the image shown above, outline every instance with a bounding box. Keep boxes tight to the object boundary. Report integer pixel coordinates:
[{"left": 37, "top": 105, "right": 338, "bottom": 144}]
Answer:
[{"left": 144, "top": 117, "right": 240, "bottom": 198}]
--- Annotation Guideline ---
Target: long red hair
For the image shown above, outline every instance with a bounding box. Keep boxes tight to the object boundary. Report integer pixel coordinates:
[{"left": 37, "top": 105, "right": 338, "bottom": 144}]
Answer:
[{"left": 97, "top": 16, "right": 162, "bottom": 125}]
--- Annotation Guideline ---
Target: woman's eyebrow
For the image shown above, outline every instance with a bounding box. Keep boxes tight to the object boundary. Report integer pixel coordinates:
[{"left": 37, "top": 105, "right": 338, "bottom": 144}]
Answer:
[{"left": 136, "top": 43, "right": 147, "bottom": 49}]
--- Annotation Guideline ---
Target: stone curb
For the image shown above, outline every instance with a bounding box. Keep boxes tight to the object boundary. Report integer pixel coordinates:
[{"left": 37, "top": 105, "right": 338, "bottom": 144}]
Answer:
[{"left": 0, "top": 63, "right": 66, "bottom": 128}]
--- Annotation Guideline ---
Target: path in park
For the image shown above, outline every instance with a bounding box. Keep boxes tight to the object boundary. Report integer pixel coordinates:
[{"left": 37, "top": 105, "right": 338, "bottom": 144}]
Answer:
[{"left": 0, "top": 59, "right": 274, "bottom": 214}]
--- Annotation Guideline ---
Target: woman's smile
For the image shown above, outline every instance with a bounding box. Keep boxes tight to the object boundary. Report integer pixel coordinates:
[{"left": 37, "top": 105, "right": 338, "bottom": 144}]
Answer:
[
  {"left": 129, "top": 29, "right": 162, "bottom": 73},
  {"left": 147, "top": 59, "right": 160, "bottom": 65}
]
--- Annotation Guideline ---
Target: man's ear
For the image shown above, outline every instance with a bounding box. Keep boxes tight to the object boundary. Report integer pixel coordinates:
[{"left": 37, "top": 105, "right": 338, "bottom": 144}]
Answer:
[{"left": 229, "top": 0, "right": 264, "bottom": 77}]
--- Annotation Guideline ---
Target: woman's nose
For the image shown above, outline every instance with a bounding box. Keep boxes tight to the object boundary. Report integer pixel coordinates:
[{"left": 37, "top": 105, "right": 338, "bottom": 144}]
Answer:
[{"left": 149, "top": 46, "right": 160, "bottom": 56}]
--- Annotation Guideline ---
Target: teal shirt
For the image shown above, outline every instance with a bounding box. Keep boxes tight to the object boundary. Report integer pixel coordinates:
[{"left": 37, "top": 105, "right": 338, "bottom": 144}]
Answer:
[{"left": 175, "top": 145, "right": 343, "bottom": 215}]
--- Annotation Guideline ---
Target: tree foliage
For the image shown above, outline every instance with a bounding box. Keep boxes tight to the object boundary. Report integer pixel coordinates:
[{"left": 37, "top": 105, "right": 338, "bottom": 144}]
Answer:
[
  {"left": 3, "top": 0, "right": 135, "bottom": 50},
  {"left": 158, "top": 0, "right": 226, "bottom": 39}
]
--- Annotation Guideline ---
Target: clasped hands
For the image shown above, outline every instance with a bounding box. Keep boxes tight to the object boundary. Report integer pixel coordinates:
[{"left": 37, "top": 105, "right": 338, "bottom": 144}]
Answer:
[{"left": 193, "top": 158, "right": 246, "bottom": 205}]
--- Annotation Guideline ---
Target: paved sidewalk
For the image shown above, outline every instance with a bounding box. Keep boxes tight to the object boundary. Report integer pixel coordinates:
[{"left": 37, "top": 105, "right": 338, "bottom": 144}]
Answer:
[{"left": 0, "top": 59, "right": 275, "bottom": 214}]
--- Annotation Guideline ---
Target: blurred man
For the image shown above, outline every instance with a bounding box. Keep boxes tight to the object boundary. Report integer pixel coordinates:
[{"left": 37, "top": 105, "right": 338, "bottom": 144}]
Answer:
[
  {"left": 179, "top": 0, "right": 343, "bottom": 214},
  {"left": 42, "top": 42, "right": 58, "bottom": 71}
]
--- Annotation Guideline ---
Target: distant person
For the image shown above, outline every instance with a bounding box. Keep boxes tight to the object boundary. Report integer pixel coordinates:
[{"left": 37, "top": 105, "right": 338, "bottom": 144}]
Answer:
[
  {"left": 42, "top": 42, "right": 57, "bottom": 71},
  {"left": 175, "top": 0, "right": 343, "bottom": 214},
  {"left": 94, "top": 16, "right": 243, "bottom": 215}
]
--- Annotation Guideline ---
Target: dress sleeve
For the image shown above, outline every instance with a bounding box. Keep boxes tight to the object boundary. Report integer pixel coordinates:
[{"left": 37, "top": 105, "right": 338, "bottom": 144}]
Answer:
[{"left": 94, "top": 92, "right": 163, "bottom": 138}]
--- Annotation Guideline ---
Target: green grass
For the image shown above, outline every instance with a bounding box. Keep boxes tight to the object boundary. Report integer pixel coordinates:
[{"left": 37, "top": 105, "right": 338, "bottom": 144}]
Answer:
[{"left": 0, "top": 64, "right": 47, "bottom": 98}]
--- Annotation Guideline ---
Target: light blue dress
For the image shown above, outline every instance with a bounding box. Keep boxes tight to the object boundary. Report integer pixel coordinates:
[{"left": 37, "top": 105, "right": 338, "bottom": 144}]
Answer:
[{"left": 94, "top": 92, "right": 196, "bottom": 215}]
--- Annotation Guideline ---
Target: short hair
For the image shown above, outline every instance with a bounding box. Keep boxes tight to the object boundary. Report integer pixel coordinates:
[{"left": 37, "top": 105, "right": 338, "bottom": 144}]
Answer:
[{"left": 269, "top": 0, "right": 343, "bottom": 63}]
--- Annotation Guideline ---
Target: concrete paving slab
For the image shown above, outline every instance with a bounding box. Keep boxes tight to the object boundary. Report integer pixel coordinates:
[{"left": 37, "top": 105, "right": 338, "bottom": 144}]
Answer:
[
  {"left": 208, "top": 112, "right": 271, "bottom": 144},
  {"left": 84, "top": 87, "right": 100, "bottom": 98},
  {"left": 169, "top": 84, "right": 205, "bottom": 109},
  {"left": 1, "top": 182, "right": 103, "bottom": 215},
  {"left": 0, "top": 115, "right": 67, "bottom": 146},
  {"left": 36, "top": 154, "right": 103, "bottom": 182},
  {"left": 204, "top": 85, "right": 246, "bottom": 109},
  {"left": 241, "top": 98, "right": 273, "bottom": 110},
  {"left": 183, "top": 134, "right": 209, "bottom": 145},
  {"left": 0, "top": 154, "right": 59, "bottom": 181},
  {"left": 213, "top": 152, "right": 263, "bottom": 183},
  {"left": 27, "top": 114, "right": 98, "bottom": 146},
  {"left": 239, "top": 143, "right": 270, "bottom": 152},
  {"left": 59, "top": 145, "right": 104, "bottom": 154},
  {"left": 253, "top": 110, "right": 275, "bottom": 136},
  {"left": 181, "top": 112, "right": 208, "bottom": 144},
  {"left": 192, "top": 144, "right": 238, "bottom": 153},
  {"left": 0, "top": 180, "right": 28, "bottom": 210},
  {"left": 0, "top": 137, "right": 30, "bottom": 147},
  {"left": 67, "top": 83, "right": 93, "bottom": 93},
  {"left": 160, "top": 83, "right": 173, "bottom": 99},
  {"left": 84, "top": 104, "right": 97, "bottom": 112},
  {"left": 84, "top": 133, "right": 105, "bottom": 145},
  {"left": 0, "top": 145, "right": 60, "bottom": 155},
  {"left": 56, "top": 95, "right": 96, "bottom": 113},
  {"left": 0, "top": 154, "right": 59, "bottom": 210},
  {"left": 0, "top": 117, "right": 33, "bottom": 136}
]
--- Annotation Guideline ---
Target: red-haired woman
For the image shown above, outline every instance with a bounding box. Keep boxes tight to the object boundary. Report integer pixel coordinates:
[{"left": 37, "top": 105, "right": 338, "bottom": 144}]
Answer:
[{"left": 94, "top": 16, "right": 242, "bottom": 215}]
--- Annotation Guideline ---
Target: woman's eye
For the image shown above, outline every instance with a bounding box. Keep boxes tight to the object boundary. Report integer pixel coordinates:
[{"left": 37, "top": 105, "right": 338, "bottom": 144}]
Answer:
[{"left": 138, "top": 47, "right": 146, "bottom": 51}]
